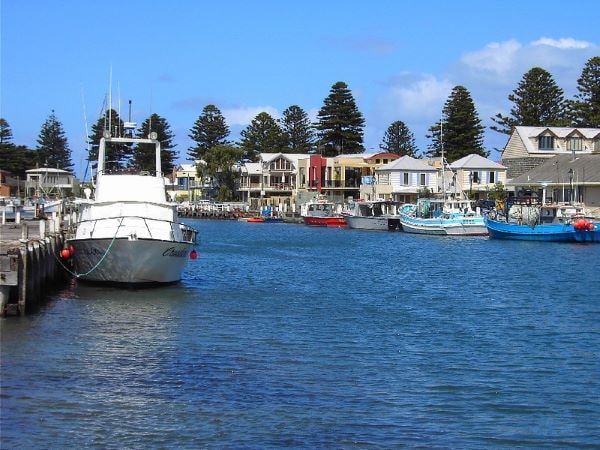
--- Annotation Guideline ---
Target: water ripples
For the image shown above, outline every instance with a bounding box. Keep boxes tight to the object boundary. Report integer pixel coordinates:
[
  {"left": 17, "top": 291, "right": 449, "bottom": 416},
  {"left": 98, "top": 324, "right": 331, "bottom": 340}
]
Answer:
[{"left": 2, "top": 220, "right": 599, "bottom": 448}]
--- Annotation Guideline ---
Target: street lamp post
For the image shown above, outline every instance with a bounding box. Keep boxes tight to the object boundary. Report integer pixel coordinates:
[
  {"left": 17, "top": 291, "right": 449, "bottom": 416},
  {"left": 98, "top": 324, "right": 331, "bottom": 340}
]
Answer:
[
  {"left": 568, "top": 168, "right": 574, "bottom": 204},
  {"left": 469, "top": 171, "right": 473, "bottom": 198}
]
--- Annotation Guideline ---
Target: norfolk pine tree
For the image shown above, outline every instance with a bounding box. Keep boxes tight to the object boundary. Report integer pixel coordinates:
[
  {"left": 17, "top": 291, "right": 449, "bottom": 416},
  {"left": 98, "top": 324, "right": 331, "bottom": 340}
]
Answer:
[
  {"left": 280, "top": 105, "right": 314, "bottom": 153},
  {"left": 315, "top": 81, "right": 365, "bottom": 156},
  {"left": 132, "top": 113, "right": 177, "bottom": 174},
  {"left": 491, "top": 67, "right": 567, "bottom": 134},
  {"left": 426, "top": 86, "right": 486, "bottom": 161},
  {"left": 441, "top": 86, "right": 486, "bottom": 161},
  {"left": 380, "top": 120, "right": 418, "bottom": 157},
  {"left": 569, "top": 56, "right": 600, "bottom": 127},
  {"left": 36, "top": 111, "right": 73, "bottom": 171},
  {"left": 239, "top": 112, "right": 285, "bottom": 161},
  {"left": 188, "top": 104, "right": 230, "bottom": 161}
]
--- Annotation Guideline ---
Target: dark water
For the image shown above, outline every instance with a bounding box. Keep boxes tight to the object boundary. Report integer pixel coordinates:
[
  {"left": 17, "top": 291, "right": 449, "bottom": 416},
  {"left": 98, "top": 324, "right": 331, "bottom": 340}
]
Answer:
[{"left": 1, "top": 219, "right": 599, "bottom": 448}]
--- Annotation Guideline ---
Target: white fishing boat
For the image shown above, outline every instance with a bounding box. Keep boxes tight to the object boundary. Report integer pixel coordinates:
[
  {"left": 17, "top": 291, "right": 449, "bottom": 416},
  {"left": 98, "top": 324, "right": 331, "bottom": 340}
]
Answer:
[
  {"left": 344, "top": 199, "right": 401, "bottom": 231},
  {"left": 67, "top": 128, "right": 198, "bottom": 284},
  {"left": 398, "top": 117, "right": 487, "bottom": 236},
  {"left": 399, "top": 198, "right": 487, "bottom": 236}
]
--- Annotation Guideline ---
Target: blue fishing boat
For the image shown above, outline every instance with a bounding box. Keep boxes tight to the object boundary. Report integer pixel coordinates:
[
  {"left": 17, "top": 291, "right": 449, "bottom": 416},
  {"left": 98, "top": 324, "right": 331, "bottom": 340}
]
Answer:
[{"left": 485, "top": 205, "right": 600, "bottom": 243}]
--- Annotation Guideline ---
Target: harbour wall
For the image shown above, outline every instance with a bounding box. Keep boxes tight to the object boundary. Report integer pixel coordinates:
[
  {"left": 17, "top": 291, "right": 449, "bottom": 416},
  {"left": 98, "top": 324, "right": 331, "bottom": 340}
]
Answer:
[{"left": 0, "top": 219, "right": 69, "bottom": 317}]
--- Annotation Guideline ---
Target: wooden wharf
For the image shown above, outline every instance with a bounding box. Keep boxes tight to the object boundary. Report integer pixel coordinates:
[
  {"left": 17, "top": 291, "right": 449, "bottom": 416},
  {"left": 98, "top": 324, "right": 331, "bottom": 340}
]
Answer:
[{"left": 0, "top": 218, "right": 69, "bottom": 317}]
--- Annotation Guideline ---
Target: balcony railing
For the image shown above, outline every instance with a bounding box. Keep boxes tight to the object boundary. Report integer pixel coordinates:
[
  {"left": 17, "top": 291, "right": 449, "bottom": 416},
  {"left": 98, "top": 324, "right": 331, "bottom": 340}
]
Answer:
[{"left": 238, "top": 183, "right": 294, "bottom": 191}]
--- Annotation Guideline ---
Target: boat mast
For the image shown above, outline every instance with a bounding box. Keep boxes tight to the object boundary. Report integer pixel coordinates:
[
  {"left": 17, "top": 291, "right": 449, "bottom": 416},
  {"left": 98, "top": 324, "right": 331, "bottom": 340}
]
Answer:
[{"left": 440, "top": 116, "right": 445, "bottom": 203}]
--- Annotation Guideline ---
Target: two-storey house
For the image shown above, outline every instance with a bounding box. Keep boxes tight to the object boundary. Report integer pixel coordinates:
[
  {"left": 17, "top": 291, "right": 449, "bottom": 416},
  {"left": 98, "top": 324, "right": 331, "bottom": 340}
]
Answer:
[
  {"left": 449, "top": 154, "right": 507, "bottom": 200},
  {"left": 372, "top": 156, "right": 438, "bottom": 203},
  {"left": 238, "top": 153, "right": 307, "bottom": 210},
  {"left": 502, "top": 126, "right": 600, "bottom": 179},
  {"left": 25, "top": 167, "right": 75, "bottom": 198}
]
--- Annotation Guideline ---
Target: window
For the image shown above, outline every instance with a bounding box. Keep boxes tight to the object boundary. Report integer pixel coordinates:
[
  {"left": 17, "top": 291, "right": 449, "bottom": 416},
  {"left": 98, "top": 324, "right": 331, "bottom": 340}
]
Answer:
[
  {"left": 472, "top": 171, "right": 480, "bottom": 183},
  {"left": 567, "top": 137, "right": 583, "bottom": 151},
  {"left": 489, "top": 171, "right": 495, "bottom": 184},
  {"left": 419, "top": 173, "right": 426, "bottom": 186},
  {"left": 403, "top": 173, "right": 409, "bottom": 185},
  {"left": 595, "top": 139, "right": 600, "bottom": 152},
  {"left": 539, "top": 135, "right": 554, "bottom": 150},
  {"left": 270, "top": 158, "right": 291, "bottom": 170}
]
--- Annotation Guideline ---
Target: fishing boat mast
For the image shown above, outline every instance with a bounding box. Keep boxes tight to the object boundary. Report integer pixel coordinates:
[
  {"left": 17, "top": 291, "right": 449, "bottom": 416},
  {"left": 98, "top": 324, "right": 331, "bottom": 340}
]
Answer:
[{"left": 440, "top": 117, "right": 446, "bottom": 204}]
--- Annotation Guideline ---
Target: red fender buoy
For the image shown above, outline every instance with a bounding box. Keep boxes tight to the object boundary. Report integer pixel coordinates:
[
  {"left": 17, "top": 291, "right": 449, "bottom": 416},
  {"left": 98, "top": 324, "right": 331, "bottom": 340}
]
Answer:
[
  {"left": 60, "top": 248, "right": 71, "bottom": 259},
  {"left": 190, "top": 249, "right": 198, "bottom": 260}
]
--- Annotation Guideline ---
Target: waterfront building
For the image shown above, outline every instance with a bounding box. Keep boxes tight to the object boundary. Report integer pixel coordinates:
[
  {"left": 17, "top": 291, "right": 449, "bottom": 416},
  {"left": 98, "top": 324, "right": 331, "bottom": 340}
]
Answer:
[
  {"left": 502, "top": 126, "right": 600, "bottom": 180},
  {"left": 507, "top": 154, "right": 600, "bottom": 216},
  {"left": 449, "top": 154, "right": 507, "bottom": 200},
  {"left": 24, "top": 167, "right": 76, "bottom": 198},
  {"left": 296, "top": 152, "right": 399, "bottom": 204},
  {"left": 0, "top": 169, "right": 19, "bottom": 197},
  {"left": 238, "top": 153, "right": 307, "bottom": 211},
  {"left": 371, "top": 156, "right": 438, "bottom": 204},
  {"left": 169, "top": 162, "right": 214, "bottom": 202}
]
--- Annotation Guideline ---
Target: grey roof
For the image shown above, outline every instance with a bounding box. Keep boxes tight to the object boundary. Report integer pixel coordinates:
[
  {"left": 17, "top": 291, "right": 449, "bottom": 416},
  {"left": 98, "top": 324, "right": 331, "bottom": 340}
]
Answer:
[
  {"left": 450, "top": 153, "right": 506, "bottom": 170},
  {"left": 377, "top": 155, "right": 436, "bottom": 172},
  {"left": 509, "top": 154, "right": 600, "bottom": 186},
  {"left": 514, "top": 126, "right": 600, "bottom": 154}
]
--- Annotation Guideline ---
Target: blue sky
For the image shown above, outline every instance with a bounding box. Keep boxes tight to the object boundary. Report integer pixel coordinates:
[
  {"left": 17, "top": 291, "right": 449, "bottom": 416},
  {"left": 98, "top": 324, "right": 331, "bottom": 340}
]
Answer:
[{"left": 2, "top": 0, "right": 599, "bottom": 177}]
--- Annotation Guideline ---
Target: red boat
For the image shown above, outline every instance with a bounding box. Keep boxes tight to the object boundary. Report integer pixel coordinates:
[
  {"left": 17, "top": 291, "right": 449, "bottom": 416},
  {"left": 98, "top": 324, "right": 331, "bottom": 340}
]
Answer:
[{"left": 301, "top": 197, "right": 347, "bottom": 227}]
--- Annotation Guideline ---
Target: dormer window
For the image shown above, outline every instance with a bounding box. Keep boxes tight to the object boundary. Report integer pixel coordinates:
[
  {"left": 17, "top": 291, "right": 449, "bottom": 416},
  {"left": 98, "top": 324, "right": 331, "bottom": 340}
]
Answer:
[
  {"left": 539, "top": 135, "right": 554, "bottom": 150},
  {"left": 567, "top": 137, "right": 583, "bottom": 151}
]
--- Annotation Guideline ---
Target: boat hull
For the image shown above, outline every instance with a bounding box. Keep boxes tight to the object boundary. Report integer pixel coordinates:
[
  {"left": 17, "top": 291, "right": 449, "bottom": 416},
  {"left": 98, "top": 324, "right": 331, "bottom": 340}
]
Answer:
[
  {"left": 485, "top": 217, "right": 600, "bottom": 242},
  {"left": 345, "top": 215, "right": 400, "bottom": 231},
  {"left": 68, "top": 237, "right": 193, "bottom": 283},
  {"left": 399, "top": 215, "right": 488, "bottom": 236},
  {"left": 302, "top": 216, "right": 347, "bottom": 227}
]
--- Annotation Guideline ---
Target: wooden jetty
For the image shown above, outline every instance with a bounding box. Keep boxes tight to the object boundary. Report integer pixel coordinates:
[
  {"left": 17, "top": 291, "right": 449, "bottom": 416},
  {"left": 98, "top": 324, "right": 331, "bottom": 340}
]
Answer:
[{"left": 0, "top": 218, "right": 68, "bottom": 317}]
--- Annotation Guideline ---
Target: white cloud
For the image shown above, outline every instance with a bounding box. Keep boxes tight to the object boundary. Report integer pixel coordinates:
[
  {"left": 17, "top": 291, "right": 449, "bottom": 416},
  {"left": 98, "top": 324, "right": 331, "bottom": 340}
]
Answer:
[
  {"left": 387, "top": 74, "right": 453, "bottom": 119},
  {"left": 459, "top": 39, "right": 522, "bottom": 78},
  {"left": 532, "top": 37, "right": 592, "bottom": 49},
  {"left": 221, "top": 106, "right": 280, "bottom": 126},
  {"left": 371, "top": 36, "right": 599, "bottom": 154}
]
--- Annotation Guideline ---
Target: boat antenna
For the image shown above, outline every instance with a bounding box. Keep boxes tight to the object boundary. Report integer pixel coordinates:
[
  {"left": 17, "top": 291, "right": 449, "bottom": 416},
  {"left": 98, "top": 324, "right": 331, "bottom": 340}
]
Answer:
[
  {"left": 117, "top": 81, "right": 121, "bottom": 137},
  {"left": 108, "top": 66, "right": 112, "bottom": 136}
]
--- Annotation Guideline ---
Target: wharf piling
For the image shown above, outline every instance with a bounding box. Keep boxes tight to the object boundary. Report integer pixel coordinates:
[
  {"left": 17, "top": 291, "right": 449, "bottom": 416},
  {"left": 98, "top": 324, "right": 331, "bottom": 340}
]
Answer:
[{"left": 0, "top": 219, "right": 69, "bottom": 317}]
